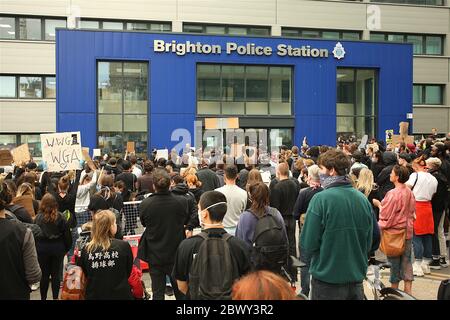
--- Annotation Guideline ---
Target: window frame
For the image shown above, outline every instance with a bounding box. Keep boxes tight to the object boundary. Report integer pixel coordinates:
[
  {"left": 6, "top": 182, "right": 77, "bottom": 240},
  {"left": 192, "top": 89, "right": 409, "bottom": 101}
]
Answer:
[
  {"left": 81, "top": 18, "right": 171, "bottom": 32},
  {"left": 196, "top": 63, "right": 294, "bottom": 117},
  {"left": 96, "top": 60, "right": 149, "bottom": 151},
  {"left": 281, "top": 27, "right": 361, "bottom": 40},
  {"left": 0, "top": 74, "right": 56, "bottom": 99},
  {"left": 370, "top": 32, "right": 444, "bottom": 56},
  {"left": 413, "top": 84, "right": 444, "bottom": 105},
  {"left": 0, "top": 15, "right": 68, "bottom": 41},
  {"left": 183, "top": 23, "right": 270, "bottom": 36}
]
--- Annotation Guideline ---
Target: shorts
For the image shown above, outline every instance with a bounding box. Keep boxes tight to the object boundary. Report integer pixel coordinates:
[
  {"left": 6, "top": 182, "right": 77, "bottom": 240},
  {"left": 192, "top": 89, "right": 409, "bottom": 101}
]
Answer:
[{"left": 387, "top": 239, "right": 414, "bottom": 284}]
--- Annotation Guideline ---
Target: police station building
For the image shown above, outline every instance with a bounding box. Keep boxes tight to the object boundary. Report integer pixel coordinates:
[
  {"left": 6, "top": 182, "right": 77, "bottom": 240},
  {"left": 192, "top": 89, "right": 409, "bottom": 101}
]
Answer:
[{"left": 56, "top": 29, "right": 413, "bottom": 156}]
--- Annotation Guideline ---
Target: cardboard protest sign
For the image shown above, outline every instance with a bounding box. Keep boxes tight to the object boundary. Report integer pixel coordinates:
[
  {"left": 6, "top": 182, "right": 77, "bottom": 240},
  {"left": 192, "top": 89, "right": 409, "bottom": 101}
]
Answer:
[
  {"left": 11, "top": 143, "right": 31, "bottom": 165},
  {"left": 41, "top": 132, "right": 82, "bottom": 172},
  {"left": 0, "top": 149, "right": 13, "bottom": 166},
  {"left": 156, "top": 149, "right": 169, "bottom": 160},
  {"left": 385, "top": 130, "right": 394, "bottom": 144},
  {"left": 82, "top": 147, "right": 90, "bottom": 161},
  {"left": 93, "top": 149, "right": 101, "bottom": 157},
  {"left": 366, "top": 143, "right": 379, "bottom": 153},
  {"left": 391, "top": 134, "right": 414, "bottom": 146},
  {"left": 127, "top": 141, "right": 135, "bottom": 153}
]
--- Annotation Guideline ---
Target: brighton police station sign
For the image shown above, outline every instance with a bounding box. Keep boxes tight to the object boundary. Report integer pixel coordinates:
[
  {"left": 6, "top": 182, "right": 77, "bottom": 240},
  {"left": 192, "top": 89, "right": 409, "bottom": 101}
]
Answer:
[{"left": 154, "top": 39, "right": 346, "bottom": 59}]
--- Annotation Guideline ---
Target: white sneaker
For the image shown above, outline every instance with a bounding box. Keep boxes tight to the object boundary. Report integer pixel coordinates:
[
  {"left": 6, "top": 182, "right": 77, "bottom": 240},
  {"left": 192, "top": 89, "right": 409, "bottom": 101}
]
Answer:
[
  {"left": 31, "top": 283, "right": 40, "bottom": 291},
  {"left": 421, "top": 260, "right": 431, "bottom": 274},
  {"left": 413, "top": 261, "right": 424, "bottom": 277}
]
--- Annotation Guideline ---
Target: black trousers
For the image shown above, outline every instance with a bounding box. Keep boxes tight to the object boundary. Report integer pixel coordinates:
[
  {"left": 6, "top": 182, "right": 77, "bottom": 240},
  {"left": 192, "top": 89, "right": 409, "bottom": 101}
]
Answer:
[
  {"left": 38, "top": 253, "right": 65, "bottom": 300},
  {"left": 283, "top": 216, "right": 297, "bottom": 280},
  {"left": 432, "top": 209, "right": 445, "bottom": 257},
  {"left": 149, "top": 264, "right": 184, "bottom": 300}
]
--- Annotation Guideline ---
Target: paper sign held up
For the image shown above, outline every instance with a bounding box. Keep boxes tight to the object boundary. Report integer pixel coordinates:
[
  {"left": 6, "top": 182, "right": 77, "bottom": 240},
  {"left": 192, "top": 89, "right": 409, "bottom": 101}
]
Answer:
[
  {"left": 93, "top": 149, "right": 101, "bottom": 157},
  {"left": 127, "top": 142, "right": 135, "bottom": 153},
  {"left": 82, "top": 147, "right": 90, "bottom": 161},
  {"left": 156, "top": 149, "right": 169, "bottom": 160},
  {"left": 0, "top": 150, "right": 13, "bottom": 166},
  {"left": 11, "top": 143, "right": 31, "bottom": 165},
  {"left": 41, "top": 132, "right": 82, "bottom": 172}
]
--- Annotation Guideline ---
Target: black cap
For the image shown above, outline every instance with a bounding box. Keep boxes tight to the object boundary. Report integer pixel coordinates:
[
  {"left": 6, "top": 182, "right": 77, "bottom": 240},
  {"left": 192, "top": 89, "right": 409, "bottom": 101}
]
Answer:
[
  {"left": 398, "top": 153, "right": 412, "bottom": 163},
  {"left": 26, "top": 162, "right": 37, "bottom": 170}
]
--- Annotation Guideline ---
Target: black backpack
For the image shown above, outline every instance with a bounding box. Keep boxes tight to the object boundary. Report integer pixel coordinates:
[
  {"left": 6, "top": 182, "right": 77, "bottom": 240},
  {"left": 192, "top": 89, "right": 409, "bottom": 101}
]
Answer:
[
  {"left": 251, "top": 208, "right": 289, "bottom": 273},
  {"left": 188, "top": 232, "right": 237, "bottom": 300},
  {"left": 437, "top": 279, "right": 450, "bottom": 300}
]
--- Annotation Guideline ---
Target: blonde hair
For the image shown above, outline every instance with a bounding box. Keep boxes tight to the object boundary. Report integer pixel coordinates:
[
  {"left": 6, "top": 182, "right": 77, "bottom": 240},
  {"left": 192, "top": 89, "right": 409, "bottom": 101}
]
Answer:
[
  {"left": 16, "top": 182, "right": 34, "bottom": 198},
  {"left": 86, "top": 210, "right": 116, "bottom": 253},
  {"left": 356, "top": 168, "right": 374, "bottom": 197}
]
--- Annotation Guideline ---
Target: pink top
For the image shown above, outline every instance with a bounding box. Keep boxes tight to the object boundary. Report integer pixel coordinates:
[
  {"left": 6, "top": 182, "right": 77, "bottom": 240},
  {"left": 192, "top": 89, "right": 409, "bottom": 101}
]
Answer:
[{"left": 378, "top": 185, "right": 416, "bottom": 239}]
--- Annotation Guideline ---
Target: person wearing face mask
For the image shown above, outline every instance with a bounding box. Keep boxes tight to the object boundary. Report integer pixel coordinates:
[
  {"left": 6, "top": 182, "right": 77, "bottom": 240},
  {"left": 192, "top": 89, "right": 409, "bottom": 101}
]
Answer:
[
  {"left": 138, "top": 169, "right": 189, "bottom": 300},
  {"left": 300, "top": 149, "right": 373, "bottom": 300},
  {"left": 172, "top": 191, "right": 251, "bottom": 299}
]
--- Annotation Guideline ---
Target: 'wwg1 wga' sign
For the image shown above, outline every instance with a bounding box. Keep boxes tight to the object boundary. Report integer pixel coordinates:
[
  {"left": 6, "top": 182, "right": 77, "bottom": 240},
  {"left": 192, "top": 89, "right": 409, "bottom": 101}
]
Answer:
[{"left": 41, "top": 132, "right": 82, "bottom": 172}]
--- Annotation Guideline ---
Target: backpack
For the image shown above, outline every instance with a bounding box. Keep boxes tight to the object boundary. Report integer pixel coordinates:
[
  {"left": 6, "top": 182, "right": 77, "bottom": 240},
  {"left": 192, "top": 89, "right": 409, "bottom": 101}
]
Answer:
[
  {"left": 437, "top": 279, "right": 450, "bottom": 300},
  {"left": 62, "top": 209, "right": 77, "bottom": 229},
  {"left": 188, "top": 232, "right": 237, "bottom": 300},
  {"left": 251, "top": 208, "right": 289, "bottom": 273},
  {"left": 60, "top": 264, "right": 87, "bottom": 300},
  {"left": 6, "top": 208, "right": 43, "bottom": 240}
]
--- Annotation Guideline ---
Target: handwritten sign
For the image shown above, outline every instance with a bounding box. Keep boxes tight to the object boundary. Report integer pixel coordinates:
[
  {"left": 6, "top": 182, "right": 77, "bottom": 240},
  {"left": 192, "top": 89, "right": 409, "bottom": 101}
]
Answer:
[
  {"left": 93, "top": 149, "right": 101, "bottom": 157},
  {"left": 0, "top": 149, "right": 13, "bottom": 166},
  {"left": 156, "top": 149, "right": 169, "bottom": 160},
  {"left": 385, "top": 129, "right": 394, "bottom": 144},
  {"left": 127, "top": 141, "right": 135, "bottom": 153},
  {"left": 41, "top": 132, "right": 82, "bottom": 172},
  {"left": 11, "top": 143, "right": 31, "bottom": 165},
  {"left": 82, "top": 147, "right": 90, "bottom": 161}
]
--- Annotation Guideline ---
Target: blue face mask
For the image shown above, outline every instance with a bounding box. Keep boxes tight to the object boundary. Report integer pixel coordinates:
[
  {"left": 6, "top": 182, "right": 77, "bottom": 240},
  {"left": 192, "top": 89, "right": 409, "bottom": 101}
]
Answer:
[{"left": 319, "top": 173, "right": 331, "bottom": 187}]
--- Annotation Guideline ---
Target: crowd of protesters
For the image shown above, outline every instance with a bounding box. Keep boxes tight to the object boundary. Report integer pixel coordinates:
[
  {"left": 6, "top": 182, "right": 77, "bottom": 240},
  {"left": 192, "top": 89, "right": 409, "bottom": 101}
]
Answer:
[{"left": 0, "top": 131, "right": 449, "bottom": 300}]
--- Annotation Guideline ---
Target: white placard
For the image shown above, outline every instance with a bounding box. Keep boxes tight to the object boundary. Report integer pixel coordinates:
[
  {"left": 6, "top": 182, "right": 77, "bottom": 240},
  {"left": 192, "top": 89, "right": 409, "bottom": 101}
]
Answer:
[
  {"left": 156, "top": 149, "right": 169, "bottom": 160},
  {"left": 41, "top": 132, "right": 82, "bottom": 172},
  {"left": 93, "top": 148, "right": 101, "bottom": 157}
]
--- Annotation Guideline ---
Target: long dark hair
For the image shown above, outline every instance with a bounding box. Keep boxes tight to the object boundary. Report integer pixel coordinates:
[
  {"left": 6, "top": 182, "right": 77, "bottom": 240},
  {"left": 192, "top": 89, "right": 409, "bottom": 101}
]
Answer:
[{"left": 248, "top": 182, "right": 269, "bottom": 218}]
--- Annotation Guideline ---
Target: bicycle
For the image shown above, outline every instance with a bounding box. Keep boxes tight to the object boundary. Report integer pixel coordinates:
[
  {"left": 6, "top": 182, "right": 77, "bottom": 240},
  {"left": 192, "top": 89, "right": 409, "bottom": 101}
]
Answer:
[{"left": 364, "top": 261, "right": 416, "bottom": 300}]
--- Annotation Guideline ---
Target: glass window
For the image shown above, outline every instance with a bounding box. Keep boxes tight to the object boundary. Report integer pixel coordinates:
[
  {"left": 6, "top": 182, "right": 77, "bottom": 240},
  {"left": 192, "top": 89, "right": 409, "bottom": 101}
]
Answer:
[
  {"left": 183, "top": 24, "right": 204, "bottom": 33},
  {"left": 406, "top": 35, "right": 423, "bottom": 55},
  {"left": 0, "top": 134, "right": 17, "bottom": 149},
  {"left": 246, "top": 66, "right": 268, "bottom": 101},
  {"left": 102, "top": 21, "right": 123, "bottom": 30},
  {"left": 269, "top": 67, "right": 291, "bottom": 115},
  {"left": 370, "top": 33, "right": 386, "bottom": 41},
  {"left": 228, "top": 27, "right": 247, "bottom": 35},
  {"left": 98, "top": 132, "right": 147, "bottom": 158},
  {"left": 302, "top": 30, "right": 320, "bottom": 38},
  {"left": 45, "top": 19, "right": 66, "bottom": 40},
  {"left": 20, "top": 134, "right": 42, "bottom": 157},
  {"left": 322, "top": 31, "right": 340, "bottom": 40},
  {"left": 197, "top": 101, "right": 221, "bottom": 114},
  {"left": 342, "top": 32, "right": 360, "bottom": 40},
  {"left": 0, "top": 76, "right": 17, "bottom": 98},
  {"left": 387, "top": 34, "right": 404, "bottom": 42},
  {"left": 45, "top": 77, "right": 56, "bottom": 98},
  {"left": 425, "top": 85, "right": 442, "bottom": 104},
  {"left": 425, "top": 36, "right": 442, "bottom": 55},
  {"left": 98, "top": 62, "right": 123, "bottom": 114},
  {"left": 270, "top": 129, "right": 292, "bottom": 150},
  {"left": 98, "top": 114, "right": 122, "bottom": 131},
  {"left": 80, "top": 20, "right": 99, "bottom": 29},
  {"left": 413, "top": 85, "right": 422, "bottom": 104},
  {"left": 150, "top": 23, "right": 171, "bottom": 32},
  {"left": 221, "top": 65, "right": 245, "bottom": 102},
  {"left": 19, "top": 77, "right": 42, "bottom": 98},
  {"left": 124, "top": 115, "right": 147, "bottom": 131},
  {"left": 197, "top": 65, "right": 221, "bottom": 100},
  {"left": 337, "top": 68, "right": 377, "bottom": 141},
  {"left": 126, "top": 22, "right": 149, "bottom": 31},
  {"left": 19, "top": 18, "right": 42, "bottom": 40},
  {"left": 0, "top": 17, "right": 16, "bottom": 39},
  {"left": 123, "top": 62, "right": 148, "bottom": 114},
  {"left": 248, "top": 27, "right": 269, "bottom": 36},
  {"left": 206, "top": 26, "right": 225, "bottom": 35},
  {"left": 281, "top": 29, "right": 300, "bottom": 37}
]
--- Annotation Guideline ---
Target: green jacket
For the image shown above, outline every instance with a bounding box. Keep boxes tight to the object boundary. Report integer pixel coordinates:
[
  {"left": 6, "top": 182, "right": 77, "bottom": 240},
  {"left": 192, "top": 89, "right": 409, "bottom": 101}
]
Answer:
[{"left": 300, "top": 183, "right": 373, "bottom": 284}]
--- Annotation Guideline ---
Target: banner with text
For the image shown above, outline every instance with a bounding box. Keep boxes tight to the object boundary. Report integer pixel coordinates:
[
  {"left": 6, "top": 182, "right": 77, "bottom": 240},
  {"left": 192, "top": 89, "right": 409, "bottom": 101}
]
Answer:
[{"left": 41, "top": 132, "right": 82, "bottom": 172}]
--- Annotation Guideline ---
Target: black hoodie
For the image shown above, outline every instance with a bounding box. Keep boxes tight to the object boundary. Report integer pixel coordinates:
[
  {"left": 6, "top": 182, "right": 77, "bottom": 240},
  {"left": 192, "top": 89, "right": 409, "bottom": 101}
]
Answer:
[
  {"left": 171, "top": 183, "right": 199, "bottom": 230},
  {"left": 34, "top": 212, "right": 70, "bottom": 255},
  {"left": 376, "top": 152, "right": 398, "bottom": 200}
]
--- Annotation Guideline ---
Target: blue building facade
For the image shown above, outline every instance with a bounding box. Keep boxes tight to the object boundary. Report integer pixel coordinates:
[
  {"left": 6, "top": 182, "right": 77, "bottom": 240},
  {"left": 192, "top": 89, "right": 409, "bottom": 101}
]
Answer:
[{"left": 56, "top": 29, "right": 413, "bottom": 155}]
